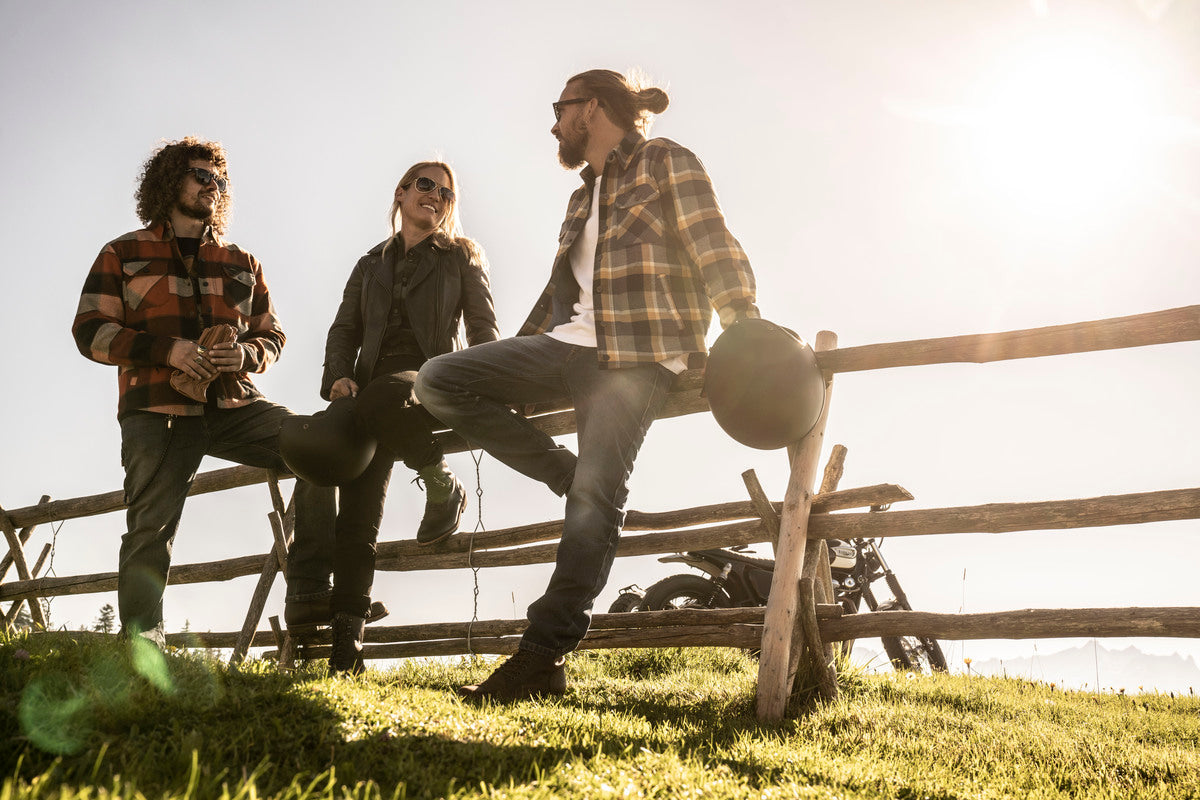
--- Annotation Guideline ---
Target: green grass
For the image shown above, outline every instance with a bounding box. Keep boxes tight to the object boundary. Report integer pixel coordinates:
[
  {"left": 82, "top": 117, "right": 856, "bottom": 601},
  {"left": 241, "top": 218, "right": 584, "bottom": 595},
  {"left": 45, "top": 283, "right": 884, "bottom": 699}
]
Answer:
[{"left": 2, "top": 631, "right": 1198, "bottom": 799}]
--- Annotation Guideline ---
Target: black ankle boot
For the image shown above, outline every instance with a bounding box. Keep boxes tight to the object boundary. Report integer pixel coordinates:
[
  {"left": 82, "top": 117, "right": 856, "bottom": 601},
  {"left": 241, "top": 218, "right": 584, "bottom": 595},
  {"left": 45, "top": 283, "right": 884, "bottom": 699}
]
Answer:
[
  {"left": 415, "top": 460, "right": 467, "bottom": 546},
  {"left": 329, "top": 613, "right": 366, "bottom": 675}
]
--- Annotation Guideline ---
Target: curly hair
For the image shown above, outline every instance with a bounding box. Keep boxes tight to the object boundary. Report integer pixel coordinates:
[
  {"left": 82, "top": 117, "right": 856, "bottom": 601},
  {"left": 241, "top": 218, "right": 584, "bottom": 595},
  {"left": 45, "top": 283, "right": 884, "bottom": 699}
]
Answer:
[{"left": 135, "top": 136, "right": 232, "bottom": 234}]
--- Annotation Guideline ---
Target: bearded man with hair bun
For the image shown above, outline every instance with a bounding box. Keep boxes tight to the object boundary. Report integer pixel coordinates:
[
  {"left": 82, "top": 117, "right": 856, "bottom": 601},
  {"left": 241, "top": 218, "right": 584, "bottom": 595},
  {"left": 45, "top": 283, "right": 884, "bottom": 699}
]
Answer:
[{"left": 417, "top": 69, "right": 759, "bottom": 701}]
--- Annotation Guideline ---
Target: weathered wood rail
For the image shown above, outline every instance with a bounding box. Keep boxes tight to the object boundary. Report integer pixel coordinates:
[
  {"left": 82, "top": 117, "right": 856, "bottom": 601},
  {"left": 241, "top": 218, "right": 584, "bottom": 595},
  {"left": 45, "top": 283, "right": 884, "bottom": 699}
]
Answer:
[{"left": 3, "top": 304, "right": 1198, "bottom": 722}]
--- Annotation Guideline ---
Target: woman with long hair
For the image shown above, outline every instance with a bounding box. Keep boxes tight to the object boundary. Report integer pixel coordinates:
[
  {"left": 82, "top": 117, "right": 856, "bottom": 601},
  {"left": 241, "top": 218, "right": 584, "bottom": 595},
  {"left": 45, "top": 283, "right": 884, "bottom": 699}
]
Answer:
[{"left": 286, "top": 161, "right": 499, "bottom": 673}]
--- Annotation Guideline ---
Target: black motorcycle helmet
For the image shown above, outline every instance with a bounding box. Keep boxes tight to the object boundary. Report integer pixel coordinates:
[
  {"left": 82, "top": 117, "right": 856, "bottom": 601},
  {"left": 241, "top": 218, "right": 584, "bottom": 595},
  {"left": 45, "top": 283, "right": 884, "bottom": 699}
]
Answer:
[
  {"left": 279, "top": 396, "right": 377, "bottom": 486},
  {"left": 703, "top": 318, "right": 826, "bottom": 450}
]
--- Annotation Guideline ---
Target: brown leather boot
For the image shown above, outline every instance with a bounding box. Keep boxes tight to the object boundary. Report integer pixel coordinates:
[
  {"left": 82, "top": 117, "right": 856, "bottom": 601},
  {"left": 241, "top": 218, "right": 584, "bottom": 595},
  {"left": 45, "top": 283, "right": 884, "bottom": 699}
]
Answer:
[
  {"left": 458, "top": 649, "right": 567, "bottom": 702},
  {"left": 415, "top": 461, "right": 467, "bottom": 546}
]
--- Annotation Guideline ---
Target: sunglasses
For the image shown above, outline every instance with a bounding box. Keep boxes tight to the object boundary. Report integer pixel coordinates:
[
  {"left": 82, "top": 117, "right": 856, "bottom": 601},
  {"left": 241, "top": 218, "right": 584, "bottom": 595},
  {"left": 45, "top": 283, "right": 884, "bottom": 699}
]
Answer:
[
  {"left": 407, "top": 175, "right": 455, "bottom": 203},
  {"left": 185, "top": 167, "right": 228, "bottom": 192},
  {"left": 552, "top": 96, "right": 592, "bottom": 122}
]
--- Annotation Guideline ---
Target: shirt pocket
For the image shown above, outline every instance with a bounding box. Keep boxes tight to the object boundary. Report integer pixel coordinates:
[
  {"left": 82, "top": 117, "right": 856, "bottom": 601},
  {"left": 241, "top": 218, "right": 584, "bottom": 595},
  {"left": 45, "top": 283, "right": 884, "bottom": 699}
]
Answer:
[
  {"left": 121, "top": 259, "right": 172, "bottom": 311},
  {"left": 221, "top": 264, "right": 256, "bottom": 317},
  {"left": 610, "top": 181, "right": 665, "bottom": 247},
  {"left": 656, "top": 273, "right": 686, "bottom": 331}
]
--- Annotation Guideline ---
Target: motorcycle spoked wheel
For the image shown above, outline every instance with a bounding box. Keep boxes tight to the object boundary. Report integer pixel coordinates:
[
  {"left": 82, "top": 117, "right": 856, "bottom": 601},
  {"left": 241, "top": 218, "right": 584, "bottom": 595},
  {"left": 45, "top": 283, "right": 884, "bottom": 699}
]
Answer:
[
  {"left": 640, "top": 574, "right": 733, "bottom": 611},
  {"left": 878, "top": 602, "right": 949, "bottom": 673}
]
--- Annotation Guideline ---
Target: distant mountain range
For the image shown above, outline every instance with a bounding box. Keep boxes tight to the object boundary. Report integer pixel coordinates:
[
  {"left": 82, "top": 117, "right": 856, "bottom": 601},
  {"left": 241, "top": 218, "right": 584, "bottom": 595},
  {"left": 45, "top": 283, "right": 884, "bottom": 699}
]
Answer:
[{"left": 852, "top": 641, "right": 1200, "bottom": 695}]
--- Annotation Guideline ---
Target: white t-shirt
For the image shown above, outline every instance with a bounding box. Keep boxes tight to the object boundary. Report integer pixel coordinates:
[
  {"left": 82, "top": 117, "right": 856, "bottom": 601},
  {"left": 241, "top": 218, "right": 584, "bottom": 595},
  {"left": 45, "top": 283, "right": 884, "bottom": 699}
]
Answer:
[
  {"left": 548, "top": 181, "right": 687, "bottom": 374},
  {"left": 547, "top": 182, "right": 601, "bottom": 347}
]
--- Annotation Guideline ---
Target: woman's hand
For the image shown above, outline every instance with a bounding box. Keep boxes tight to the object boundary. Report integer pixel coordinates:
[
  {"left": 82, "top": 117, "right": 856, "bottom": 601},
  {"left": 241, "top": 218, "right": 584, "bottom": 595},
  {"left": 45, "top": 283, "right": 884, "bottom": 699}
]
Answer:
[{"left": 330, "top": 377, "right": 359, "bottom": 400}]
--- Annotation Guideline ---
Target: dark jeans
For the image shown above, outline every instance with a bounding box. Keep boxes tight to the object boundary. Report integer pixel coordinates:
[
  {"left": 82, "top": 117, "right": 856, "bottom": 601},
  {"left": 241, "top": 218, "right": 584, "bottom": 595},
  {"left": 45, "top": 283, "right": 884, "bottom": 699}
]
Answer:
[
  {"left": 286, "top": 359, "right": 444, "bottom": 618},
  {"left": 118, "top": 401, "right": 336, "bottom": 635},
  {"left": 415, "top": 335, "right": 673, "bottom": 656}
]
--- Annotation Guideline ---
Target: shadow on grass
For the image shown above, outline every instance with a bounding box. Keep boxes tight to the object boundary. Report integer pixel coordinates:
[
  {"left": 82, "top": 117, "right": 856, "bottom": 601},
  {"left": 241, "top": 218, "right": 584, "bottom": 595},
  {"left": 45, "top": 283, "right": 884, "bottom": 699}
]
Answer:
[{"left": 3, "top": 638, "right": 845, "bottom": 797}]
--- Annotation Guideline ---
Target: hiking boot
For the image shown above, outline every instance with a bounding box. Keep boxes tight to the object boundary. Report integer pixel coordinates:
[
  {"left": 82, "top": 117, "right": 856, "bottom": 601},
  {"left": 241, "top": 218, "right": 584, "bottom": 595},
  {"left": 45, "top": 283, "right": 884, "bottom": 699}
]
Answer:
[
  {"left": 286, "top": 597, "right": 389, "bottom": 633},
  {"left": 458, "top": 649, "right": 567, "bottom": 702},
  {"left": 364, "top": 600, "right": 390, "bottom": 625},
  {"left": 329, "top": 613, "right": 366, "bottom": 675},
  {"left": 414, "top": 460, "right": 467, "bottom": 546}
]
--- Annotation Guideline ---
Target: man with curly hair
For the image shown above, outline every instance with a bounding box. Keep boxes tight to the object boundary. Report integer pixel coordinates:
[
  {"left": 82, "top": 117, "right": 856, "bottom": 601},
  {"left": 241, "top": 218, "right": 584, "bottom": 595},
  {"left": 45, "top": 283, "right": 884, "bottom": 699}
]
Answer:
[{"left": 72, "top": 136, "right": 335, "bottom": 646}]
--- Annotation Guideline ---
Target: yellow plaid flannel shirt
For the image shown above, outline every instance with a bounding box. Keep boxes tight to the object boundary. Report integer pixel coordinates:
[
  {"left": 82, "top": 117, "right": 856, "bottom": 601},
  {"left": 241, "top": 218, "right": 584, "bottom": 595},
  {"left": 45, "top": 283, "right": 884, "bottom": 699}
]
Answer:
[{"left": 518, "top": 132, "right": 759, "bottom": 367}]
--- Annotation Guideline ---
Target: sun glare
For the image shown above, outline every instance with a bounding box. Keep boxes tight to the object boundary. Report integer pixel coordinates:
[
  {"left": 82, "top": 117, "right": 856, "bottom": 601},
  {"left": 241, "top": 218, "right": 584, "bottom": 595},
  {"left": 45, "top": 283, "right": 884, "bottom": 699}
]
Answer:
[{"left": 969, "top": 32, "right": 1165, "bottom": 221}]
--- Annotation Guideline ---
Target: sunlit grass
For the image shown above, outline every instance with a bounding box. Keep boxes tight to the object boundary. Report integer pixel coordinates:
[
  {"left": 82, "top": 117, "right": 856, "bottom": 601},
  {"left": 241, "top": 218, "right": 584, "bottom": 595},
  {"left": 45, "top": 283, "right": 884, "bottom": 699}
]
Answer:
[{"left": 3, "top": 631, "right": 1198, "bottom": 799}]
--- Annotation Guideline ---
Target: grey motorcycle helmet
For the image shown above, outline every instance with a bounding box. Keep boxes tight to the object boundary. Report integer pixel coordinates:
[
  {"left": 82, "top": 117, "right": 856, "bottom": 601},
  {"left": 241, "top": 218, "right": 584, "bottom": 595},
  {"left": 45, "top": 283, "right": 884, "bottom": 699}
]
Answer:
[
  {"left": 703, "top": 318, "right": 826, "bottom": 450},
  {"left": 279, "top": 396, "right": 377, "bottom": 486}
]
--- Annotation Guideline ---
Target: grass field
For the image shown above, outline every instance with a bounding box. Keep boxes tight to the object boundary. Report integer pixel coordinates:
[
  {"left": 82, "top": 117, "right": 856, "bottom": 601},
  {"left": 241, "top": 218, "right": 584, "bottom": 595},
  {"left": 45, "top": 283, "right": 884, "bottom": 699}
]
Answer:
[{"left": 3, "top": 631, "right": 1198, "bottom": 799}]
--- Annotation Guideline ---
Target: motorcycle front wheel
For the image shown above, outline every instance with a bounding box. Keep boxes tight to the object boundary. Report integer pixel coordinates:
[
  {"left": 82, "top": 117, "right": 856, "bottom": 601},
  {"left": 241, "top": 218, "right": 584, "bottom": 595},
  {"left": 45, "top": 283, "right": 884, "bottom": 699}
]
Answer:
[
  {"left": 876, "top": 599, "right": 949, "bottom": 673},
  {"left": 640, "top": 574, "right": 733, "bottom": 611}
]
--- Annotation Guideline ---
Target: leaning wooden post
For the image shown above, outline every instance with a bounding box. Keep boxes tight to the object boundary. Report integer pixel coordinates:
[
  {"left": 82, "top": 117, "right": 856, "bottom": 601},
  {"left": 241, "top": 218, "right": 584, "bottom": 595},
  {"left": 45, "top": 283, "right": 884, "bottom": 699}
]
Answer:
[
  {"left": 0, "top": 507, "right": 47, "bottom": 630},
  {"left": 742, "top": 469, "right": 781, "bottom": 547},
  {"left": 0, "top": 495, "right": 49, "bottom": 582},
  {"left": 230, "top": 478, "right": 296, "bottom": 663},
  {"left": 3, "top": 543, "right": 52, "bottom": 629},
  {"left": 756, "top": 329, "right": 837, "bottom": 722},
  {"left": 788, "top": 445, "right": 848, "bottom": 693}
]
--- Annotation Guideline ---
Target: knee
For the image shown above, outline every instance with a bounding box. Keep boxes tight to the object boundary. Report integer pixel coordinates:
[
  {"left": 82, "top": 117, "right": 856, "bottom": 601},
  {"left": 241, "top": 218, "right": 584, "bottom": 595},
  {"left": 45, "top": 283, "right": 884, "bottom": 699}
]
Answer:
[{"left": 414, "top": 357, "right": 450, "bottom": 408}]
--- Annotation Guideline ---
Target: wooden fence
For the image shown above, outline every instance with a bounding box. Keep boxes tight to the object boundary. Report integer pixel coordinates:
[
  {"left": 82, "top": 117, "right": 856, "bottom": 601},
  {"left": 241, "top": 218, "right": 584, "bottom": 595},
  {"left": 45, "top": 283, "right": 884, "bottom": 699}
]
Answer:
[{"left": 2, "top": 304, "right": 1198, "bottom": 722}]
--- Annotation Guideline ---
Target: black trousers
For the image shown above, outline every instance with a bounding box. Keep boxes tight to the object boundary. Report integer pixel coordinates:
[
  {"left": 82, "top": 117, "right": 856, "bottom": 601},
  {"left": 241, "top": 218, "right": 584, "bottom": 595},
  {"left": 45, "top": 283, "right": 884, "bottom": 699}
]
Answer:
[{"left": 287, "top": 354, "right": 444, "bottom": 618}]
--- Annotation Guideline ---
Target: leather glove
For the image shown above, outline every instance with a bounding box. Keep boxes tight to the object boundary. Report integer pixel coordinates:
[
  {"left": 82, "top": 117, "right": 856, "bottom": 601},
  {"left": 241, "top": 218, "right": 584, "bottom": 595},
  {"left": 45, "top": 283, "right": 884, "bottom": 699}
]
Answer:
[{"left": 170, "top": 324, "right": 238, "bottom": 402}]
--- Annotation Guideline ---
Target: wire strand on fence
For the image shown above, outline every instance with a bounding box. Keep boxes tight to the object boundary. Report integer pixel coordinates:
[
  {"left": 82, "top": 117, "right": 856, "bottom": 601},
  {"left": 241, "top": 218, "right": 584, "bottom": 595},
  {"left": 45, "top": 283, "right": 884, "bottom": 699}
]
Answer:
[{"left": 466, "top": 447, "right": 486, "bottom": 656}]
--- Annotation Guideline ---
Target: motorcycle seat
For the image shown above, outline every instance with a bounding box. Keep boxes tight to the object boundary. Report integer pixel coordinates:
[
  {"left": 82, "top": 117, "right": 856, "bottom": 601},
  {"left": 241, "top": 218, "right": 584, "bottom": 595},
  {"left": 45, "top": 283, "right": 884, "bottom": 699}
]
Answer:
[{"left": 696, "top": 548, "right": 775, "bottom": 569}]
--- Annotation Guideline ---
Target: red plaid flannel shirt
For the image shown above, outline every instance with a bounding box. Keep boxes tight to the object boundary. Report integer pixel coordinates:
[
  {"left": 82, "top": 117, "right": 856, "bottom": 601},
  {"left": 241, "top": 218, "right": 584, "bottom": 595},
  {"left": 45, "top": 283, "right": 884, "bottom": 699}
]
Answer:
[{"left": 73, "top": 221, "right": 285, "bottom": 419}]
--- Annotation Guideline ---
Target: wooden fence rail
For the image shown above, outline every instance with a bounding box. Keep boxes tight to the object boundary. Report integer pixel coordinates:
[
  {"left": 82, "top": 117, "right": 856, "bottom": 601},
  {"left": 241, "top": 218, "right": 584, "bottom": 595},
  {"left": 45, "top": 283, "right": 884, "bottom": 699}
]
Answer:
[
  {"left": 7, "top": 484, "right": 1197, "bottom": 605},
  {"left": 151, "top": 603, "right": 1200, "bottom": 659},
  {"left": 7, "top": 304, "right": 1196, "bottom": 531},
  {"left": 4, "top": 304, "right": 1199, "bottom": 723}
]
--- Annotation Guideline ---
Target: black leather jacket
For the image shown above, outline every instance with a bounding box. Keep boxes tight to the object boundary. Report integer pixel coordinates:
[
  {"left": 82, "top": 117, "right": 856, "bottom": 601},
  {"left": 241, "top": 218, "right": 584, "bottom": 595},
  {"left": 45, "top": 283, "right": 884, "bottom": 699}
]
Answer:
[{"left": 321, "top": 234, "right": 499, "bottom": 399}]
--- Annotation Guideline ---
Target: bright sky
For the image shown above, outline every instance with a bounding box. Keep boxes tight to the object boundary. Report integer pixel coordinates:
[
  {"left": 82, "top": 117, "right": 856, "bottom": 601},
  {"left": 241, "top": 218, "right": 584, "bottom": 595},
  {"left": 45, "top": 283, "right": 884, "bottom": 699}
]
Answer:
[{"left": 2, "top": 0, "right": 1197, "bottom": 682}]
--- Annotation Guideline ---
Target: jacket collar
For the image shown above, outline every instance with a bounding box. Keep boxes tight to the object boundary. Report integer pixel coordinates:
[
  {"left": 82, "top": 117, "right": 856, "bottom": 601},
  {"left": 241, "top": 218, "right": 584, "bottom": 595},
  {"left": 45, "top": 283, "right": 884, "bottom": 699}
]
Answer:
[
  {"left": 368, "top": 231, "right": 454, "bottom": 258},
  {"left": 152, "top": 220, "right": 224, "bottom": 247},
  {"left": 580, "top": 130, "right": 646, "bottom": 184}
]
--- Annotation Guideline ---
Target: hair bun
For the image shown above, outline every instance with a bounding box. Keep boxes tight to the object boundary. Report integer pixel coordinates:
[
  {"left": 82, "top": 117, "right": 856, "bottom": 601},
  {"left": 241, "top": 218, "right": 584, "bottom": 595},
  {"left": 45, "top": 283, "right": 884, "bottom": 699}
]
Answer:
[{"left": 639, "top": 87, "right": 670, "bottom": 115}]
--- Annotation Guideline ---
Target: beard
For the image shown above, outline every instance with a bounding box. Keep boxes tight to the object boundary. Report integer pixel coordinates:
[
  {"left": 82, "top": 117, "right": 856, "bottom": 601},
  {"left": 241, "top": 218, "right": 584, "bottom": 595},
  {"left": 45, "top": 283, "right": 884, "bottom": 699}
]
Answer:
[
  {"left": 176, "top": 196, "right": 215, "bottom": 223},
  {"left": 557, "top": 126, "right": 588, "bottom": 170}
]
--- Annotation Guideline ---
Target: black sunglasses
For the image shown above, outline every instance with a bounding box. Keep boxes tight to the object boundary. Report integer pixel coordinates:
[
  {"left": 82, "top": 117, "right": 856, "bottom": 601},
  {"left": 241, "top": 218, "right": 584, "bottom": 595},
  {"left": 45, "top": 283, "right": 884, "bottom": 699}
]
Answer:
[
  {"left": 185, "top": 167, "right": 228, "bottom": 192},
  {"left": 406, "top": 175, "right": 455, "bottom": 203},
  {"left": 552, "top": 96, "right": 592, "bottom": 122}
]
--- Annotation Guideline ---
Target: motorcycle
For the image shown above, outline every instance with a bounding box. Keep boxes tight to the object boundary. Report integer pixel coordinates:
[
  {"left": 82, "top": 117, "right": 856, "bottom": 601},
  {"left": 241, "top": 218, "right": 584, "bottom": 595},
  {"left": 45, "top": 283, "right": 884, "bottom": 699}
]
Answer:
[{"left": 609, "top": 537, "right": 948, "bottom": 673}]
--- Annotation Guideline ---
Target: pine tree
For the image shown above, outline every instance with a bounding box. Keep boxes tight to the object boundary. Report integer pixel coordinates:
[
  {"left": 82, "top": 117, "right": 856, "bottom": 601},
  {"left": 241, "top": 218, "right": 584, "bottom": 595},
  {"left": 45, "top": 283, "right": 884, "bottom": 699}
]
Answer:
[
  {"left": 13, "top": 604, "right": 33, "bottom": 632},
  {"left": 94, "top": 603, "right": 116, "bottom": 634}
]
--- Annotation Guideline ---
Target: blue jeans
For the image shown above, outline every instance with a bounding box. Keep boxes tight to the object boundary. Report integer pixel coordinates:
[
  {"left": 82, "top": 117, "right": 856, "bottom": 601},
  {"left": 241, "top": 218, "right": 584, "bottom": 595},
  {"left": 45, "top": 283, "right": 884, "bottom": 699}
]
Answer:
[
  {"left": 118, "top": 401, "right": 336, "bottom": 635},
  {"left": 415, "top": 335, "right": 673, "bottom": 656}
]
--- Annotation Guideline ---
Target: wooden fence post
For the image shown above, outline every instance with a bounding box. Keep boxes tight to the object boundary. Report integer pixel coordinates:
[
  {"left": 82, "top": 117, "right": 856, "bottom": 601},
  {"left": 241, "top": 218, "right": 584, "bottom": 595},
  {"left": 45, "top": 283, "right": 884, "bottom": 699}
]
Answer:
[
  {"left": 230, "top": 475, "right": 293, "bottom": 663},
  {"left": 756, "top": 330, "right": 837, "bottom": 722},
  {"left": 3, "top": 543, "right": 51, "bottom": 629},
  {"left": 741, "top": 469, "right": 780, "bottom": 547},
  {"left": 786, "top": 444, "right": 848, "bottom": 698},
  {"left": 0, "top": 495, "right": 49, "bottom": 582},
  {"left": 0, "top": 507, "right": 48, "bottom": 630}
]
